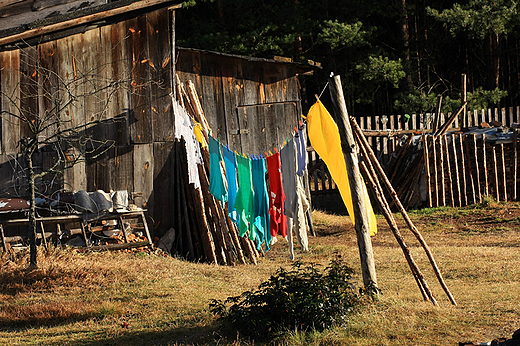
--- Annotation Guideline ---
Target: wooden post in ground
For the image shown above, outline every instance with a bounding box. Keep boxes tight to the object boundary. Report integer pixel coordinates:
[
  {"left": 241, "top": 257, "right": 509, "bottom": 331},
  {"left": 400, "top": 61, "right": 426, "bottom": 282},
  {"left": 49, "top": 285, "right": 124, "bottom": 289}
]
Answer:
[
  {"left": 473, "top": 134, "right": 482, "bottom": 203},
  {"left": 461, "top": 74, "right": 467, "bottom": 128},
  {"left": 451, "top": 135, "right": 461, "bottom": 207},
  {"left": 482, "top": 134, "right": 489, "bottom": 198},
  {"left": 500, "top": 144, "right": 507, "bottom": 201},
  {"left": 423, "top": 136, "right": 432, "bottom": 208},
  {"left": 443, "top": 136, "right": 454, "bottom": 207},
  {"left": 329, "top": 75, "right": 378, "bottom": 291},
  {"left": 514, "top": 129, "right": 518, "bottom": 201}
]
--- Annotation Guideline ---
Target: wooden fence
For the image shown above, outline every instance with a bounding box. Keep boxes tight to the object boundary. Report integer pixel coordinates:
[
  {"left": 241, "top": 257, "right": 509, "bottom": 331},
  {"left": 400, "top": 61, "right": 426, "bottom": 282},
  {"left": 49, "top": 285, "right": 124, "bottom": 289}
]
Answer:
[{"left": 308, "top": 106, "right": 520, "bottom": 210}]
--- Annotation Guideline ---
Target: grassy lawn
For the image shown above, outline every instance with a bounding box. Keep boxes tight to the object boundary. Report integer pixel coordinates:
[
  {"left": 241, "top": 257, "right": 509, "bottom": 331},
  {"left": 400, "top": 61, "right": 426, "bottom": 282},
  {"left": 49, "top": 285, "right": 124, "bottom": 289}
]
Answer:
[{"left": 1, "top": 200, "right": 520, "bottom": 345}]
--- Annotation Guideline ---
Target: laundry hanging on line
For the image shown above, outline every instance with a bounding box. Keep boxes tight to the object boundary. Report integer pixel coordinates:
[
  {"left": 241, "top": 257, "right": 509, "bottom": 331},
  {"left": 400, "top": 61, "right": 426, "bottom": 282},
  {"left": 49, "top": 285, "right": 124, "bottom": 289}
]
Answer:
[
  {"left": 173, "top": 97, "right": 203, "bottom": 189},
  {"left": 305, "top": 100, "right": 378, "bottom": 236}
]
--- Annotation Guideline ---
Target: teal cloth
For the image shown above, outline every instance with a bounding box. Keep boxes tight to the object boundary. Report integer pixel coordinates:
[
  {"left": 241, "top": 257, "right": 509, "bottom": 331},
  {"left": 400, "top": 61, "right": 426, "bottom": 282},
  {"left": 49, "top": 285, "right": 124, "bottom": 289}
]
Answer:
[
  {"left": 234, "top": 155, "right": 254, "bottom": 238},
  {"left": 208, "top": 136, "right": 228, "bottom": 204},
  {"left": 252, "top": 157, "right": 271, "bottom": 251},
  {"left": 222, "top": 145, "right": 239, "bottom": 224}
]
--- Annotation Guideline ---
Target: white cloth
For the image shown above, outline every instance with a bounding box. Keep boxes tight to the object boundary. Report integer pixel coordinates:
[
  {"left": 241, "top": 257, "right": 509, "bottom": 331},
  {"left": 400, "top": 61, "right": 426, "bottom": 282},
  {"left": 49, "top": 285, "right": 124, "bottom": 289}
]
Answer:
[
  {"left": 280, "top": 138, "right": 309, "bottom": 259},
  {"left": 173, "top": 97, "right": 203, "bottom": 189}
]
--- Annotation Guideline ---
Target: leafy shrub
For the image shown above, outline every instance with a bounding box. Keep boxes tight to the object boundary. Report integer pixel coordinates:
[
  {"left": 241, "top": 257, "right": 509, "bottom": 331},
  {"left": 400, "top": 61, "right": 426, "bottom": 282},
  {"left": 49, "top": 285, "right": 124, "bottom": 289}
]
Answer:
[{"left": 210, "top": 256, "right": 366, "bottom": 338}]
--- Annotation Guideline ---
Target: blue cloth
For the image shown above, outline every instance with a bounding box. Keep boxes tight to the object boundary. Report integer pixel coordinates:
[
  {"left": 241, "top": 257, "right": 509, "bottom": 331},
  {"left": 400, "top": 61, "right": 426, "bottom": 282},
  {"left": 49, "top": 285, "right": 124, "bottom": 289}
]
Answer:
[
  {"left": 208, "top": 136, "right": 228, "bottom": 204},
  {"left": 251, "top": 156, "right": 271, "bottom": 251},
  {"left": 296, "top": 125, "right": 307, "bottom": 176},
  {"left": 222, "top": 145, "right": 239, "bottom": 224}
]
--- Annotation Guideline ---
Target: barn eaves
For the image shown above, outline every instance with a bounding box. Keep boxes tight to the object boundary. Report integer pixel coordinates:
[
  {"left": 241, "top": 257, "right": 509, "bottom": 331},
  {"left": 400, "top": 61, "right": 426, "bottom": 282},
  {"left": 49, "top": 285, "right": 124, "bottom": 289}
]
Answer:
[{"left": 0, "top": 0, "right": 182, "bottom": 50}]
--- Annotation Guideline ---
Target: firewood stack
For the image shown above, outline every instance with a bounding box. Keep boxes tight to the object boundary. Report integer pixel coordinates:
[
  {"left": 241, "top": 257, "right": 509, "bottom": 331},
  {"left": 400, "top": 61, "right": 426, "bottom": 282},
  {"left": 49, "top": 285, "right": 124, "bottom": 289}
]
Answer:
[{"left": 161, "top": 76, "right": 258, "bottom": 265}]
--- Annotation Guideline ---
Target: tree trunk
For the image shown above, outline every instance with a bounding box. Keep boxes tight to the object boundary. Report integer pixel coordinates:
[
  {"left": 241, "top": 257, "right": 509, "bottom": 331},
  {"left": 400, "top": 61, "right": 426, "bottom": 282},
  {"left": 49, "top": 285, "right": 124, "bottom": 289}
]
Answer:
[{"left": 25, "top": 146, "right": 38, "bottom": 268}]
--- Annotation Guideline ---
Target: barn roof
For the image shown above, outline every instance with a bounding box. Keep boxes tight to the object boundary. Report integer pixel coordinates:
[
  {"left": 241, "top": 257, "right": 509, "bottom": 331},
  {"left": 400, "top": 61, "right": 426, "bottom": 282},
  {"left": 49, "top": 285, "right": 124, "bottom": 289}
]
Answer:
[
  {"left": 177, "top": 46, "right": 321, "bottom": 73},
  {"left": 0, "top": 0, "right": 181, "bottom": 48}
]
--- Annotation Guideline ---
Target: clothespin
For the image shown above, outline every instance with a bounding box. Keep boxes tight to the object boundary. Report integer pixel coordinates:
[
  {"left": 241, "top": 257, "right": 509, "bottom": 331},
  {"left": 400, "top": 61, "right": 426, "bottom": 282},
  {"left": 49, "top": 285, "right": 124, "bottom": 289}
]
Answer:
[
  {"left": 315, "top": 94, "right": 319, "bottom": 101},
  {"left": 269, "top": 150, "right": 273, "bottom": 156},
  {"left": 265, "top": 151, "right": 269, "bottom": 157},
  {"left": 299, "top": 120, "right": 303, "bottom": 128},
  {"left": 227, "top": 144, "right": 230, "bottom": 150},
  {"left": 274, "top": 147, "right": 278, "bottom": 153},
  {"left": 243, "top": 153, "right": 247, "bottom": 159},
  {"left": 294, "top": 126, "right": 298, "bottom": 133}
]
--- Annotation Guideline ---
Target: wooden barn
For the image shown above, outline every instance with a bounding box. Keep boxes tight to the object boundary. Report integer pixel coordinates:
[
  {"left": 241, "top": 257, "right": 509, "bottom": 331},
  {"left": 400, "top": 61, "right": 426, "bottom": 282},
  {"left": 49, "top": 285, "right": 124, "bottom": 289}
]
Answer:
[
  {"left": 0, "top": 0, "right": 318, "bottom": 249},
  {"left": 176, "top": 47, "right": 318, "bottom": 154}
]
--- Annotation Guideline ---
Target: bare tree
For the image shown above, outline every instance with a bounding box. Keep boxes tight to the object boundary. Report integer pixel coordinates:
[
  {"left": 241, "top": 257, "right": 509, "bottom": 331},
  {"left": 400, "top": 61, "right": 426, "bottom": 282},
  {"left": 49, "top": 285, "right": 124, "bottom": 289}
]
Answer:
[{"left": 0, "top": 45, "right": 127, "bottom": 268}]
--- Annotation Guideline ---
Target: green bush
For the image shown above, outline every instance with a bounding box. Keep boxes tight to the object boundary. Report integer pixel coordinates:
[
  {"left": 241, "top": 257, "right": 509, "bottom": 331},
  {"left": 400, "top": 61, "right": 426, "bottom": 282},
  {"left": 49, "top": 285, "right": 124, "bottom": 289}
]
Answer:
[{"left": 210, "top": 256, "right": 366, "bottom": 338}]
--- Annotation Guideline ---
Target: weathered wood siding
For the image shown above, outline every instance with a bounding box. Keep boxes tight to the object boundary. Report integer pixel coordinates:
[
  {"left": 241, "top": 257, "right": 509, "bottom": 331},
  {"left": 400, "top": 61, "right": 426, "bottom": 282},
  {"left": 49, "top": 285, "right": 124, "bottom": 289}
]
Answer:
[
  {"left": 0, "top": 8, "right": 176, "bottom": 237},
  {"left": 176, "top": 49, "right": 303, "bottom": 155}
]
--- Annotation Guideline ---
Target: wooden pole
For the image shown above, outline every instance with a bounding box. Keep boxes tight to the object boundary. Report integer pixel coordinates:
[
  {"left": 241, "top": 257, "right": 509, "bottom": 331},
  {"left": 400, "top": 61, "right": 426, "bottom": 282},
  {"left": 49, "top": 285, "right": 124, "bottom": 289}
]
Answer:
[
  {"left": 432, "top": 96, "right": 443, "bottom": 132},
  {"left": 360, "top": 161, "right": 437, "bottom": 305},
  {"left": 492, "top": 145, "right": 499, "bottom": 201},
  {"left": 463, "top": 135, "right": 476, "bottom": 205},
  {"left": 434, "top": 103, "right": 467, "bottom": 138},
  {"left": 193, "top": 181, "right": 218, "bottom": 264},
  {"left": 461, "top": 74, "right": 467, "bottom": 128},
  {"left": 500, "top": 144, "right": 508, "bottom": 201},
  {"left": 482, "top": 134, "right": 489, "bottom": 198},
  {"left": 458, "top": 134, "right": 468, "bottom": 206},
  {"left": 432, "top": 136, "right": 438, "bottom": 207},
  {"left": 473, "top": 134, "right": 482, "bottom": 203},
  {"left": 443, "top": 136, "right": 454, "bottom": 207},
  {"left": 224, "top": 206, "right": 247, "bottom": 265},
  {"left": 329, "top": 75, "right": 378, "bottom": 291},
  {"left": 423, "top": 135, "right": 432, "bottom": 208},
  {"left": 0, "top": 225, "right": 7, "bottom": 252},
  {"left": 514, "top": 129, "right": 518, "bottom": 201},
  {"left": 451, "top": 134, "right": 461, "bottom": 207},
  {"left": 351, "top": 118, "right": 457, "bottom": 305},
  {"left": 439, "top": 136, "right": 446, "bottom": 206}
]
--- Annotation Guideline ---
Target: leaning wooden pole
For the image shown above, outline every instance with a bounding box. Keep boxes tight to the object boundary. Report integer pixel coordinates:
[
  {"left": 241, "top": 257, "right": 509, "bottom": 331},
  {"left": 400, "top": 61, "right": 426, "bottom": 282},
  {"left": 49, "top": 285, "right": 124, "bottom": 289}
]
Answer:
[
  {"left": 359, "top": 157, "right": 437, "bottom": 305},
  {"left": 351, "top": 118, "right": 457, "bottom": 306},
  {"left": 329, "top": 75, "right": 378, "bottom": 291}
]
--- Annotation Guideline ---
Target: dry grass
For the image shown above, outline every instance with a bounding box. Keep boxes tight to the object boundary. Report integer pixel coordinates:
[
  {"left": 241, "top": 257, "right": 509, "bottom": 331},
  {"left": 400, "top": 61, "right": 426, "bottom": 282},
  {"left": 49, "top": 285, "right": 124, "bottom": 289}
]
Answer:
[{"left": 1, "top": 201, "right": 520, "bottom": 345}]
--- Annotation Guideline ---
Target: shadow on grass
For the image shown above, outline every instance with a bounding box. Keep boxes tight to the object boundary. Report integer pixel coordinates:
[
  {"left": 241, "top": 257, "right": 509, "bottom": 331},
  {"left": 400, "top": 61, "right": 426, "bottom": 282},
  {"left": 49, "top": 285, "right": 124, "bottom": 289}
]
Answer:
[{"left": 67, "top": 324, "right": 248, "bottom": 346}]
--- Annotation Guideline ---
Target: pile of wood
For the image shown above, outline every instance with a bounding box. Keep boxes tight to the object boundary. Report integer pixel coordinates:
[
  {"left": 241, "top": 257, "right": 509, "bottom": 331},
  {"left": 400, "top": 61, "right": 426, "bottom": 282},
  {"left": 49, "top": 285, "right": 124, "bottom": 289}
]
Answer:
[{"left": 161, "top": 76, "right": 259, "bottom": 265}]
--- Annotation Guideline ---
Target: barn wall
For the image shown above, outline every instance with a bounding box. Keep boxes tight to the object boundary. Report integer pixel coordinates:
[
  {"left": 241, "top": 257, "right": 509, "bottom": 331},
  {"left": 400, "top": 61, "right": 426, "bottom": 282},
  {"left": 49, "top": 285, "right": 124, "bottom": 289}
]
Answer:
[
  {"left": 176, "top": 50, "right": 303, "bottom": 156},
  {"left": 0, "top": 8, "right": 176, "bottom": 237}
]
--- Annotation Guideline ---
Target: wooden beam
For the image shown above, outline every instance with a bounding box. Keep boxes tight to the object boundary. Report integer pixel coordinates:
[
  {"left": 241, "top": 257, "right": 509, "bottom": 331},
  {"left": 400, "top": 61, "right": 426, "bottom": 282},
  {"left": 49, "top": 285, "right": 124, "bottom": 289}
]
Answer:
[
  {"left": 0, "top": 0, "right": 182, "bottom": 47},
  {"left": 329, "top": 75, "right": 378, "bottom": 291}
]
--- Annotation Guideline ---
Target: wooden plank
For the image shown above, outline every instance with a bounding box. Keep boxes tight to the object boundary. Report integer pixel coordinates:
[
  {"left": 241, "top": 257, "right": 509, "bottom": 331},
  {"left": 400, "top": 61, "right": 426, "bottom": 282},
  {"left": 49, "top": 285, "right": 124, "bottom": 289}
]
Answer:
[
  {"left": 110, "top": 145, "right": 134, "bottom": 192},
  {"left": 133, "top": 143, "right": 153, "bottom": 210},
  {"left": 37, "top": 40, "right": 59, "bottom": 148},
  {"left": 221, "top": 58, "right": 242, "bottom": 150},
  {"left": 147, "top": 9, "right": 174, "bottom": 142},
  {"left": 0, "top": 49, "right": 20, "bottom": 154},
  {"left": 104, "top": 20, "right": 131, "bottom": 146},
  {"left": 19, "top": 46, "right": 38, "bottom": 140},
  {"left": 127, "top": 14, "right": 152, "bottom": 144},
  {"left": 152, "top": 141, "right": 175, "bottom": 236}
]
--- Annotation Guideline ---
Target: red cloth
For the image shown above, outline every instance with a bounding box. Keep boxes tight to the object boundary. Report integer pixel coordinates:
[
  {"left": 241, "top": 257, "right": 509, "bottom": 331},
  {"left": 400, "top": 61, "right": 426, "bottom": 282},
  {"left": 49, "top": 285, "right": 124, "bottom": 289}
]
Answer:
[{"left": 266, "top": 153, "right": 287, "bottom": 238}]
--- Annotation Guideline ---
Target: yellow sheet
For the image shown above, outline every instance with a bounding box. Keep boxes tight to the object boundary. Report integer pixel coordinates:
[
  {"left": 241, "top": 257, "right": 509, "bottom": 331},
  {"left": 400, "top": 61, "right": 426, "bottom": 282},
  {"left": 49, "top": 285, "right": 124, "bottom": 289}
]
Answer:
[{"left": 306, "top": 100, "right": 377, "bottom": 235}]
